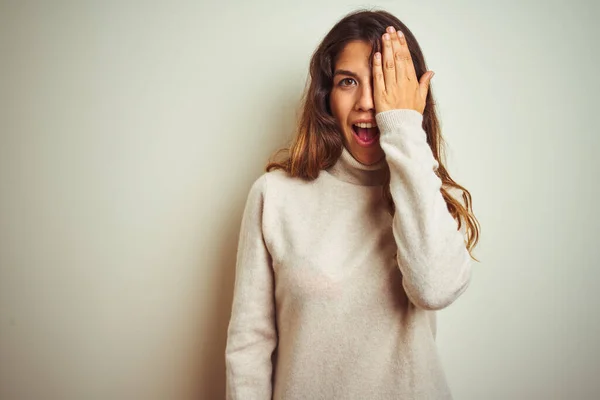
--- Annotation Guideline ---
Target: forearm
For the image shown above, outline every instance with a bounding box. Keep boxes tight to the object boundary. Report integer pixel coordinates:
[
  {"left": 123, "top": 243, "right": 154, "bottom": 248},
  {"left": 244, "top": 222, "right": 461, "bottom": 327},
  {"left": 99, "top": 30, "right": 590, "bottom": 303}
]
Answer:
[{"left": 377, "top": 109, "right": 472, "bottom": 310}]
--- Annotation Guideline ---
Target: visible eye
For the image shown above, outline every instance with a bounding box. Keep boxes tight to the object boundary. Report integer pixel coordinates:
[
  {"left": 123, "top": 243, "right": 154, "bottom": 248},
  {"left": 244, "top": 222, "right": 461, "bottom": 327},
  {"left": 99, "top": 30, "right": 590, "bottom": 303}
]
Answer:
[{"left": 338, "top": 78, "right": 357, "bottom": 87}]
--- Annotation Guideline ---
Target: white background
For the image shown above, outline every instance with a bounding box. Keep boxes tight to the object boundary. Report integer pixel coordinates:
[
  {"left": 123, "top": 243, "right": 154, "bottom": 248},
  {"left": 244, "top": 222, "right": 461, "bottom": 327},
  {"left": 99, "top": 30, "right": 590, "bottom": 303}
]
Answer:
[{"left": 1, "top": 1, "right": 598, "bottom": 399}]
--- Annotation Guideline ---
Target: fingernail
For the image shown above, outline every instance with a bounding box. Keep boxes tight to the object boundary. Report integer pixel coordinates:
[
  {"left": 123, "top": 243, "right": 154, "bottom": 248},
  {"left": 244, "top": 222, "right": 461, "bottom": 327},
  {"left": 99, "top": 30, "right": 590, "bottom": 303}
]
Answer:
[
  {"left": 375, "top": 52, "right": 381, "bottom": 60},
  {"left": 397, "top": 30, "right": 404, "bottom": 37},
  {"left": 383, "top": 33, "right": 390, "bottom": 40},
  {"left": 387, "top": 26, "right": 395, "bottom": 33}
]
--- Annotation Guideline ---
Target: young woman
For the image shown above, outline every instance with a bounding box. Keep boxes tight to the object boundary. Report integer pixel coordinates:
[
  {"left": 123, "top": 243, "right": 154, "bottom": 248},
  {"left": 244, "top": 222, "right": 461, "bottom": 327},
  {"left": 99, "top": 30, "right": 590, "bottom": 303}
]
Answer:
[{"left": 225, "top": 9, "right": 480, "bottom": 400}]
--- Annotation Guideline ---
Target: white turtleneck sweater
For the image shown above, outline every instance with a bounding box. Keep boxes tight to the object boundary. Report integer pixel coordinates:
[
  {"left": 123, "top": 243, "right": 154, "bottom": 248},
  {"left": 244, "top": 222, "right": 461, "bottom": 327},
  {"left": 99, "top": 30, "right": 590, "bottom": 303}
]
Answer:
[{"left": 225, "top": 108, "right": 472, "bottom": 400}]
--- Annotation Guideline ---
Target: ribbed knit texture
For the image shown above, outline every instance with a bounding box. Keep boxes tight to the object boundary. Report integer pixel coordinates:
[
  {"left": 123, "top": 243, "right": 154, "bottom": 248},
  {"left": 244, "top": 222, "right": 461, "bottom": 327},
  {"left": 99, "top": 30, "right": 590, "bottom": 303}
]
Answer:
[{"left": 225, "top": 108, "right": 472, "bottom": 400}]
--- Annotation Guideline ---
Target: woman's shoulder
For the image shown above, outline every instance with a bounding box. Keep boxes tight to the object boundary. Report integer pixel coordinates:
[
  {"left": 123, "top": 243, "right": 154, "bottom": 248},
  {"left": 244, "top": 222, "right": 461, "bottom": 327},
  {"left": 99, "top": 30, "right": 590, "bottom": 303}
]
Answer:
[
  {"left": 260, "top": 168, "right": 328, "bottom": 190},
  {"left": 242, "top": 169, "right": 329, "bottom": 210}
]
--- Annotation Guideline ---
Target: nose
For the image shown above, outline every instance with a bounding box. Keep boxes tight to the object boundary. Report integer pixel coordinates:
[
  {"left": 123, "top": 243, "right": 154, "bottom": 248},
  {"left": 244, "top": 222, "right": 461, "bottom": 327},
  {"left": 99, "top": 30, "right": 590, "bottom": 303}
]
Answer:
[{"left": 354, "top": 81, "right": 374, "bottom": 112}]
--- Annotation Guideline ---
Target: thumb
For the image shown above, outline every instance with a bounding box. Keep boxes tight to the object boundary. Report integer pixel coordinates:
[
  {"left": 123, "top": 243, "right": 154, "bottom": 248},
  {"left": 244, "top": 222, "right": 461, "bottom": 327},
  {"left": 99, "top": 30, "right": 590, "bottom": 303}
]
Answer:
[{"left": 419, "top": 71, "right": 434, "bottom": 98}]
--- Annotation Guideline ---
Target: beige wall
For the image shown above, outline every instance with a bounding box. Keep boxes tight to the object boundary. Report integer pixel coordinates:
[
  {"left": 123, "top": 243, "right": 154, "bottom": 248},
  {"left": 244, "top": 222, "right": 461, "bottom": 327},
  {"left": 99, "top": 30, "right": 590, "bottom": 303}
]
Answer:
[{"left": 0, "top": 1, "right": 598, "bottom": 399}]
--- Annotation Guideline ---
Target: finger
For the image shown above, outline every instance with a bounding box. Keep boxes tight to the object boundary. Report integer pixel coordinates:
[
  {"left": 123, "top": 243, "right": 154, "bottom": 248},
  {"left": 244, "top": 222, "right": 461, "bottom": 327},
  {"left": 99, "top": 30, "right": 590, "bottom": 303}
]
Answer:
[
  {"left": 396, "top": 30, "right": 417, "bottom": 83},
  {"left": 419, "top": 71, "right": 434, "bottom": 100},
  {"left": 388, "top": 27, "right": 405, "bottom": 84},
  {"left": 372, "top": 52, "right": 385, "bottom": 107},
  {"left": 381, "top": 31, "right": 396, "bottom": 90}
]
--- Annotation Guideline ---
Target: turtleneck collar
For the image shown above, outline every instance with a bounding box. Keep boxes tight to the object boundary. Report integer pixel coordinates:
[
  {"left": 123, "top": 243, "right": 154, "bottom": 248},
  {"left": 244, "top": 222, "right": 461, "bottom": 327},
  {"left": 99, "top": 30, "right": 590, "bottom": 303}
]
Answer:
[{"left": 325, "top": 145, "right": 387, "bottom": 186}]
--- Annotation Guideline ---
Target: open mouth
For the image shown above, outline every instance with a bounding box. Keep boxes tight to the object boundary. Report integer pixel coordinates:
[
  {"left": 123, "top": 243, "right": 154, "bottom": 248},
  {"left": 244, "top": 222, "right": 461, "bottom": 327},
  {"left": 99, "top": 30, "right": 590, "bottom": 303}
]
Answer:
[{"left": 352, "top": 124, "right": 380, "bottom": 145}]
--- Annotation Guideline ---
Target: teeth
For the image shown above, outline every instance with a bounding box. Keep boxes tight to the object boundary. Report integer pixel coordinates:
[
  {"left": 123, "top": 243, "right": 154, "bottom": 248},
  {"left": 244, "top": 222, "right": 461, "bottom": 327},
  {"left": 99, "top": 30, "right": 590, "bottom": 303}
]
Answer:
[{"left": 354, "top": 122, "right": 377, "bottom": 128}]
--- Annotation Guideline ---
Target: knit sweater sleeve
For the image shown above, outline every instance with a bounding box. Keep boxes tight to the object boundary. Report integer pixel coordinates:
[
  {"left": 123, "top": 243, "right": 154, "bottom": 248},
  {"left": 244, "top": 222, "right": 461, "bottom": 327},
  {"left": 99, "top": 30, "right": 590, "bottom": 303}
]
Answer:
[
  {"left": 225, "top": 174, "right": 277, "bottom": 399},
  {"left": 376, "top": 108, "right": 472, "bottom": 311}
]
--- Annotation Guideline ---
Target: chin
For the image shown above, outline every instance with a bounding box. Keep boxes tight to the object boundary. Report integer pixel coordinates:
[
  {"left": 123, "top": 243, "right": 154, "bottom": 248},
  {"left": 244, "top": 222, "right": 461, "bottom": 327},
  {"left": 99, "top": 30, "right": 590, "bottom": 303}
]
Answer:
[{"left": 346, "top": 140, "right": 382, "bottom": 165}]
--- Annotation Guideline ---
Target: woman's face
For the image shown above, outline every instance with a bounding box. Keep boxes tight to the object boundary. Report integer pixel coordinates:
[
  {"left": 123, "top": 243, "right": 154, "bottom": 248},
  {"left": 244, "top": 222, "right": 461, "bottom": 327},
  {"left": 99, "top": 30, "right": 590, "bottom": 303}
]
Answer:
[{"left": 329, "top": 40, "right": 385, "bottom": 166}]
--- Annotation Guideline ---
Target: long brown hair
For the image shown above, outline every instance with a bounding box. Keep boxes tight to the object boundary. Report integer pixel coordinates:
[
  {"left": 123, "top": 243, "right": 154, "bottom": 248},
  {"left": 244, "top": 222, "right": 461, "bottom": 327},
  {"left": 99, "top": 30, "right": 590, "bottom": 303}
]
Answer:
[{"left": 266, "top": 9, "right": 481, "bottom": 261}]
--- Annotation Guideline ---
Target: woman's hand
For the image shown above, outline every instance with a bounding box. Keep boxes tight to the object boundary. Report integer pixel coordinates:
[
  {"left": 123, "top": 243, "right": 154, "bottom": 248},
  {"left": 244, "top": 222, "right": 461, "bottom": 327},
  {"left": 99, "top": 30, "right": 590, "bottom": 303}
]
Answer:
[{"left": 373, "top": 26, "right": 434, "bottom": 115}]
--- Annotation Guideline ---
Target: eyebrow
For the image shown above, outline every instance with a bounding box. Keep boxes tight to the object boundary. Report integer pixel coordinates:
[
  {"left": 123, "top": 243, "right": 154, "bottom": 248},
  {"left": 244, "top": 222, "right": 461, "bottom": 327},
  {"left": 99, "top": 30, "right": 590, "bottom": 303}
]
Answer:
[{"left": 333, "top": 69, "right": 359, "bottom": 79}]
